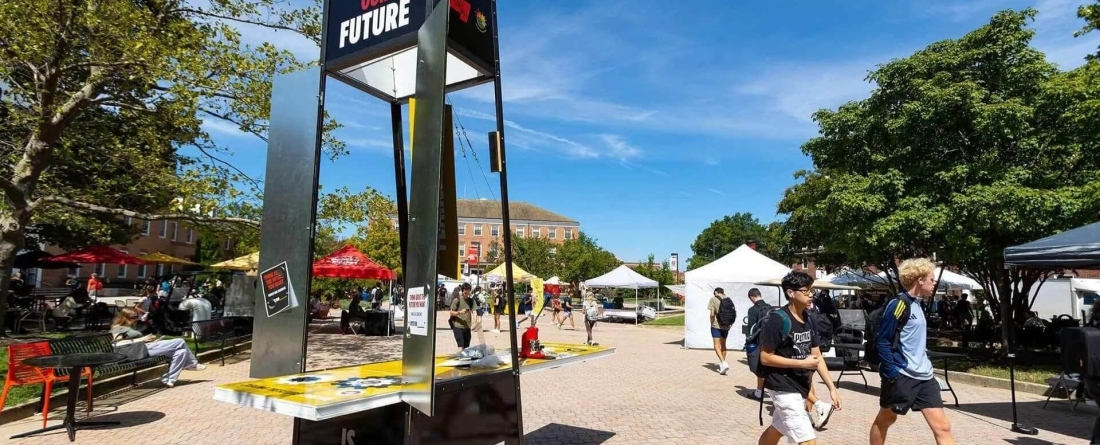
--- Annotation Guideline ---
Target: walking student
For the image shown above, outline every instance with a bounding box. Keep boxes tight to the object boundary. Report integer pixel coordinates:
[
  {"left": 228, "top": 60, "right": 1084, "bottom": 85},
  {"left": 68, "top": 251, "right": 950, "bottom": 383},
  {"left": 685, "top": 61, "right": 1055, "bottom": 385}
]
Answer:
[
  {"left": 558, "top": 291, "right": 577, "bottom": 330},
  {"left": 745, "top": 287, "right": 772, "bottom": 400},
  {"left": 583, "top": 292, "right": 600, "bottom": 345},
  {"left": 870, "top": 258, "right": 956, "bottom": 445},
  {"left": 708, "top": 287, "right": 736, "bottom": 374},
  {"left": 758, "top": 271, "right": 841, "bottom": 445},
  {"left": 448, "top": 283, "right": 474, "bottom": 353}
]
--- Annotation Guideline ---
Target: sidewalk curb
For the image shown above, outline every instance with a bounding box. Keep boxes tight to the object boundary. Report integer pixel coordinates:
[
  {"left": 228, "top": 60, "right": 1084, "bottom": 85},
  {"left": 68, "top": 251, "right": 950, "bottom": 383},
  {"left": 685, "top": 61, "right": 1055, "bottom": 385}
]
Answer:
[{"left": 0, "top": 341, "right": 252, "bottom": 426}]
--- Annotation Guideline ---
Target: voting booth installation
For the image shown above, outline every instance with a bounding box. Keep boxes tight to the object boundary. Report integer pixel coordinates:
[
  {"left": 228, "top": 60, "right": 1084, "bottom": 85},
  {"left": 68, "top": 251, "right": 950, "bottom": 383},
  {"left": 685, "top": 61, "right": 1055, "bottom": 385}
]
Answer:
[{"left": 212, "top": 1, "right": 613, "bottom": 444}]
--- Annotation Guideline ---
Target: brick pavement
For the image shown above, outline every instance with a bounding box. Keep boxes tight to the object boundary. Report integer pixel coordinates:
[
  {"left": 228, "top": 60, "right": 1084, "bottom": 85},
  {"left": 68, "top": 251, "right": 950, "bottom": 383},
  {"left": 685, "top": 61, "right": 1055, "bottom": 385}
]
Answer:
[{"left": 2, "top": 312, "right": 1094, "bottom": 444}]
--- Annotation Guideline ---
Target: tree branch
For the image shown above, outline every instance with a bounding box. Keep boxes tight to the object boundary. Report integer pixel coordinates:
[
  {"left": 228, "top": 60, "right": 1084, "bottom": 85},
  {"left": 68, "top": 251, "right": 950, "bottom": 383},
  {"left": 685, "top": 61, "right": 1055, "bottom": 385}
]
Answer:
[
  {"left": 31, "top": 196, "right": 260, "bottom": 230},
  {"left": 61, "top": 60, "right": 148, "bottom": 73},
  {"left": 199, "top": 108, "right": 268, "bottom": 142},
  {"left": 0, "top": 177, "right": 27, "bottom": 208},
  {"left": 175, "top": 8, "right": 319, "bottom": 44}
]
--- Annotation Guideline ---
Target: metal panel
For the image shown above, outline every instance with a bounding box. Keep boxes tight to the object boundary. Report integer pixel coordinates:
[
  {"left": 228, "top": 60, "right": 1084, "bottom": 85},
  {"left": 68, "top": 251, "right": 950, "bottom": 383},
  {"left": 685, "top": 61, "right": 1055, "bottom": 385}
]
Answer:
[
  {"left": 251, "top": 67, "right": 323, "bottom": 379},
  {"left": 400, "top": 0, "right": 448, "bottom": 417}
]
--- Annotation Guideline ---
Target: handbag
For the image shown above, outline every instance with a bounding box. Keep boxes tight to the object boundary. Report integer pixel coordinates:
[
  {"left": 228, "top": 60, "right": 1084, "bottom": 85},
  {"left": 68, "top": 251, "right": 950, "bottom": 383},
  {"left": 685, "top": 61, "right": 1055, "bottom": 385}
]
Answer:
[{"left": 113, "top": 339, "right": 150, "bottom": 361}]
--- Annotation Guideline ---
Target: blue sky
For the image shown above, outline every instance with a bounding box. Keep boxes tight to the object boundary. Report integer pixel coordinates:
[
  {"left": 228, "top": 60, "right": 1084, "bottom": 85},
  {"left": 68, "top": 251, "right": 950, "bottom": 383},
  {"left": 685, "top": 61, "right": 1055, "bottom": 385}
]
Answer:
[{"left": 196, "top": 0, "right": 1099, "bottom": 270}]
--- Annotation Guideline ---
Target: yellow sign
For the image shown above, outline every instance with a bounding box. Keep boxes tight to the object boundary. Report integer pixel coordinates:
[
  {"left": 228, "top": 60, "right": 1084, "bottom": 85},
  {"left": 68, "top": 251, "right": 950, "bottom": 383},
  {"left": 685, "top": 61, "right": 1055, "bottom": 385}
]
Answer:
[
  {"left": 213, "top": 343, "right": 612, "bottom": 420},
  {"left": 531, "top": 278, "right": 545, "bottom": 315}
]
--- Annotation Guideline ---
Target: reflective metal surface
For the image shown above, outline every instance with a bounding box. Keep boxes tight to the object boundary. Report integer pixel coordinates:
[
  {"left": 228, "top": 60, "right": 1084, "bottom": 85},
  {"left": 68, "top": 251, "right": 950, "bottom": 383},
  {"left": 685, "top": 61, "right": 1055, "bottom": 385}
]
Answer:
[
  {"left": 252, "top": 67, "right": 323, "bottom": 379},
  {"left": 400, "top": 0, "right": 449, "bottom": 417}
]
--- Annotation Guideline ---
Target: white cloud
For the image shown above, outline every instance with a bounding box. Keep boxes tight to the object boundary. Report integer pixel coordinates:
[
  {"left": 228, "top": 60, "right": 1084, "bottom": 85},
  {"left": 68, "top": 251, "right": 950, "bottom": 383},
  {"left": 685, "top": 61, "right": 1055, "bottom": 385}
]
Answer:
[
  {"left": 454, "top": 108, "right": 598, "bottom": 159},
  {"left": 599, "top": 135, "right": 642, "bottom": 160},
  {"left": 707, "top": 188, "right": 725, "bottom": 196},
  {"left": 201, "top": 118, "right": 250, "bottom": 138},
  {"left": 343, "top": 137, "right": 392, "bottom": 153}
]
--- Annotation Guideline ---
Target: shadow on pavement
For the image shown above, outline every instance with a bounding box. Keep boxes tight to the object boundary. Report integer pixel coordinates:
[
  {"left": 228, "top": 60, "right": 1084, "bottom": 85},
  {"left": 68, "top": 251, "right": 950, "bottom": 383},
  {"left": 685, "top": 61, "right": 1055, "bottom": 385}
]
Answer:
[
  {"left": 954, "top": 400, "right": 1094, "bottom": 441},
  {"left": 525, "top": 423, "right": 615, "bottom": 445}
]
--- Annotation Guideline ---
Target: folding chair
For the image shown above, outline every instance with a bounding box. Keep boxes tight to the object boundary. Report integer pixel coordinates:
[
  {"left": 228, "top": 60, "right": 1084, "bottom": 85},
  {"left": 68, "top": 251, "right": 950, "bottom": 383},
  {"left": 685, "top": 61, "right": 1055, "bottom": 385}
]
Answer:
[{"left": 0, "top": 342, "right": 93, "bottom": 427}]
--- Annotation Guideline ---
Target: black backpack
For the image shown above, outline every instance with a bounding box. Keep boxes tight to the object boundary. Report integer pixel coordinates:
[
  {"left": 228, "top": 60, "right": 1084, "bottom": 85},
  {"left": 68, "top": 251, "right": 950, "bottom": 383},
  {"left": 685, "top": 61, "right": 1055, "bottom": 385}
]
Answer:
[
  {"left": 746, "top": 308, "right": 792, "bottom": 378},
  {"left": 717, "top": 297, "right": 738, "bottom": 326},
  {"left": 807, "top": 308, "right": 835, "bottom": 348},
  {"left": 865, "top": 296, "right": 910, "bottom": 370}
]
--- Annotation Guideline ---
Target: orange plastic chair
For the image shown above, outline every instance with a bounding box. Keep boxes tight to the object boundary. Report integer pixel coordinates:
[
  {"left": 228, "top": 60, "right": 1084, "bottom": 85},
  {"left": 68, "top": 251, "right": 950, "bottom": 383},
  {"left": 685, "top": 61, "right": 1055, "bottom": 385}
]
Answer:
[{"left": 0, "top": 341, "right": 94, "bottom": 427}]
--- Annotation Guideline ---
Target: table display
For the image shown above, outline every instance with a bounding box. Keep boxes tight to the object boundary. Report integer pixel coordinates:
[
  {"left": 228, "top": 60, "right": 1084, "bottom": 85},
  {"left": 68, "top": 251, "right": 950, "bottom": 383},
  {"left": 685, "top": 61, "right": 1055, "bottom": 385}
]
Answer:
[
  {"left": 213, "top": 342, "right": 612, "bottom": 421},
  {"left": 11, "top": 352, "right": 126, "bottom": 442}
]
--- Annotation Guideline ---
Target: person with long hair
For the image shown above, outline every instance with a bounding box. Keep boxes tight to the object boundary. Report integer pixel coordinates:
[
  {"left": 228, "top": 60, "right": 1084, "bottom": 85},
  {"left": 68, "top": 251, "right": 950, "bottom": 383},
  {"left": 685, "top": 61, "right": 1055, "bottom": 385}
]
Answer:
[
  {"left": 583, "top": 292, "right": 599, "bottom": 345},
  {"left": 110, "top": 308, "right": 204, "bottom": 387}
]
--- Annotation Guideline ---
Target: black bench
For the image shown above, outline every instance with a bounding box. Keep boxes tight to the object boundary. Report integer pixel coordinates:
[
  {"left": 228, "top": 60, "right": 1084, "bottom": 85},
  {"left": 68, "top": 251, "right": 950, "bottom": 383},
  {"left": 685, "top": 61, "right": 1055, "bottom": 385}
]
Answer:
[
  {"left": 48, "top": 333, "right": 171, "bottom": 388},
  {"left": 190, "top": 317, "right": 252, "bottom": 366}
]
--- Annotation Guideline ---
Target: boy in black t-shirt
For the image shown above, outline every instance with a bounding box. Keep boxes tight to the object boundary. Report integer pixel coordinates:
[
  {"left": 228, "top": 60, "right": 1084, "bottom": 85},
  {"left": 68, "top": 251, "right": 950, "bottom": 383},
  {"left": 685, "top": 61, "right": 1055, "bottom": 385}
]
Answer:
[{"left": 758, "top": 271, "right": 842, "bottom": 445}]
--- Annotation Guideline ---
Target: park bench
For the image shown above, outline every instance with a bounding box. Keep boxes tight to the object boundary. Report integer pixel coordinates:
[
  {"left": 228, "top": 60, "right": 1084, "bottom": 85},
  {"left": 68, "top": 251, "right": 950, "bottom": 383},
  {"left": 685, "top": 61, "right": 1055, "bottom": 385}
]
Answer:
[
  {"left": 190, "top": 317, "right": 253, "bottom": 366},
  {"left": 47, "top": 333, "right": 171, "bottom": 389}
]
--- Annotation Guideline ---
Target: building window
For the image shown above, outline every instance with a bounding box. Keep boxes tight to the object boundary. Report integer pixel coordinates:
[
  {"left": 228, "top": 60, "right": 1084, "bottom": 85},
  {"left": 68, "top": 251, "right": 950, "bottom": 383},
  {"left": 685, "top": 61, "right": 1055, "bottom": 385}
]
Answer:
[
  {"left": 117, "top": 251, "right": 128, "bottom": 278},
  {"left": 156, "top": 264, "right": 164, "bottom": 277},
  {"left": 565, "top": 228, "right": 573, "bottom": 240},
  {"left": 459, "top": 243, "right": 465, "bottom": 257},
  {"left": 473, "top": 224, "right": 483, "bottom": 236},
  {"left": 458, "top": 224, "right": 466, "bottom": 236},
  {"left": 490, "top": 244, "right": 499, "bottom": 258},
  {"left": 67, "top": 266, "right": 80, "bottom": 277},
  {"left": 548, "top": 228, "right": 556, "bottom": 239},
  {"left": 158, "top": 219, "right": 167, "bottom": 238},
  {"left": 137, "top": 251, "right": 147, "bottom": 278},
  {"left": 171, "top": 222, "right": 178, "bottom": 241},
  {"left": 532, "top": 227, "right": 541, "bottom": 238},
  {"left": 516, "top": 227, "right": 524, "bottom": 238},
  {"left": 225, "top": 237, "right": 232, "bottom": 251},
  {"left": 125, "top": 216, "right": 132, "bottom": 225},
  {"left": 393, "top": 221, "right": 399, "bottom": 230},
  {"left": 169, "top": 264, "right": 175, "bottom": 274},
  {"left": 550, "top": 248, "right": 557, "bottom": 255},
  {"left": 471, "top": 242, "right": 481, "bottom": 259},
  {"left": 142, "top": 220, "right": 150, "bottom": 236},
  {"left": 186, "top": 229, "right": 193, "bottom": 244},
  {"left": 95, "top": 263, "right": 105, "bottom": 276},
  {"left": 491, "top": 225, "right": 499, "bottom": 237}
]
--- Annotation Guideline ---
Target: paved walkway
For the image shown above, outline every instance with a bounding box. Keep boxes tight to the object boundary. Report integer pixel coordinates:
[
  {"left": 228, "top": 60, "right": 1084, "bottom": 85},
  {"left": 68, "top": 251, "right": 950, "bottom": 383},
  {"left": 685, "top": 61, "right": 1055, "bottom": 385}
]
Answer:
[{"left": 2, "top": 313, "right": 1094, "bottom": 444}]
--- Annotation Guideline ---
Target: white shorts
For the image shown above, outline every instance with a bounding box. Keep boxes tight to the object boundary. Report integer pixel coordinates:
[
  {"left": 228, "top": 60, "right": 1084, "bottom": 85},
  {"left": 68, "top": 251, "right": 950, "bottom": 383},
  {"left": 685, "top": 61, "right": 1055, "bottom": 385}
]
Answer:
[{"left": 767, "top": 389, "right": 815, "bottom": 444}]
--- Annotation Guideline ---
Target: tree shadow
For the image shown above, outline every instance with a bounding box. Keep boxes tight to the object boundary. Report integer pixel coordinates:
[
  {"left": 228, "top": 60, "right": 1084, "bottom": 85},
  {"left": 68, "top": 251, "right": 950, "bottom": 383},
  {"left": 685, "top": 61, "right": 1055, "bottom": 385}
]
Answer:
[
  {"left": 305, "top": 332, "right": 403, "bottom": 371},
  {"left": 524, "top": 423, "right": 615, "bottom": 445},
  {"left": 953, "top": 400, "right": 1095, "bottom": 440}
]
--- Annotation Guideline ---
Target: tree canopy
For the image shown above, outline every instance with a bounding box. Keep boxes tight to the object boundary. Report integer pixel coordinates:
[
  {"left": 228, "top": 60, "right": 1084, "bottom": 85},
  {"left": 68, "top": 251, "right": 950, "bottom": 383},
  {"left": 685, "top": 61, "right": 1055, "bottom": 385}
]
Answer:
[
  {"left": 778, "top": 9, "right": 1100, "bottom": 347},
  {"left": 687, "top": 213, "right": 788, "bottom": 269}
]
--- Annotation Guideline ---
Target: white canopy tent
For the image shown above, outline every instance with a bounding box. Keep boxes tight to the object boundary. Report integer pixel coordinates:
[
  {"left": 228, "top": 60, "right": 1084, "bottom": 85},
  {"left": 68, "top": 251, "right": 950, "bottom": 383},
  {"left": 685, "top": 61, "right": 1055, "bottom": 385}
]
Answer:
[
  {"left": 684, "top": 245, "right": 791, "bottom": 350},
  {"left": 584, "top": 265, "right": 659, "bottom": 325}
]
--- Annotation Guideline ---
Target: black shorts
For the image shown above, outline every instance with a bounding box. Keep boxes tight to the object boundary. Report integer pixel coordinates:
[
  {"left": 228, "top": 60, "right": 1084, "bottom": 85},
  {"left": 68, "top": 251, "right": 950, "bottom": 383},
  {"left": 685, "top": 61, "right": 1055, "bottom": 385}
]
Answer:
[
  {"left": 452, "top": 327, "right": 471, "bottom": 349},
  {"left": 880, "top": 374, "right": 943, "bottom": 415}
]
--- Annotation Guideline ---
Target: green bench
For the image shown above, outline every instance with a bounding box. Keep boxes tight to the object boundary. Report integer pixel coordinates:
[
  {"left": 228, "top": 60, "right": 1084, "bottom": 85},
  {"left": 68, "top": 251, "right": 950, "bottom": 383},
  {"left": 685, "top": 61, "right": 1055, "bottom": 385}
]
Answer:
[{"left": 48, "top": 333, "right": 171, "bottom": 387}]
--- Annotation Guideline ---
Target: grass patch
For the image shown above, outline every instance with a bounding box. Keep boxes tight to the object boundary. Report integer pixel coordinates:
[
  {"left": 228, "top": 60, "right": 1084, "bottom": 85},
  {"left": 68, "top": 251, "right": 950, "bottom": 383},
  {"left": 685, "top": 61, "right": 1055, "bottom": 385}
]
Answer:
[
  {"left": 942, "top": 361, "right": 1058, "bottom": 385},
  {"left": 646, "top": 314, "right": 684, "bottom": 326}
]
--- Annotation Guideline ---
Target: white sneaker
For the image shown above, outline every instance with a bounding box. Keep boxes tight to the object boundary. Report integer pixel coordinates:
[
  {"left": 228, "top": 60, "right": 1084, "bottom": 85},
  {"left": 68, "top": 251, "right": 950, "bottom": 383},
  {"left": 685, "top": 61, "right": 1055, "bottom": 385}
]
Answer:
[
  {"left": 753, "top": 389, "right": 763, "bottom": 400},
  {"left": 491, "top": 329, "right": 501, "bottom": 333},
  {"left": 810, "top": 400, "right": 833, "bottom": 429},
  {"left": 718, "top": 362, "right": 729, "bottom": 375},
  {"left": 186, "top": 363, "right": 207, "bottom": 371}
]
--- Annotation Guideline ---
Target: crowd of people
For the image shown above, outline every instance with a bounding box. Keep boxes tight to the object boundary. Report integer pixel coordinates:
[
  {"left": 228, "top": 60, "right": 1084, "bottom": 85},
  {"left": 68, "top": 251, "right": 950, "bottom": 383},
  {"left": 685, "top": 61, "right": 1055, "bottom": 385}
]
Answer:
[{"left": 709, "top": 261, "right": 960, "bottom": 445}]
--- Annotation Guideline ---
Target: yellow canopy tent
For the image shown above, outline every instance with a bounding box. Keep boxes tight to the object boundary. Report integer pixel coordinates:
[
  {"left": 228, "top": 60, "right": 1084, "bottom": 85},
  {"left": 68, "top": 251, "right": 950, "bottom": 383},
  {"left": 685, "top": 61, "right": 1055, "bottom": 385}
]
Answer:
[
  {"left": 138, "top": 252, "right": 201, "bottom": 266},
  {"left": 483, "top": 263, "right": 534, "bottom": 282},
  {"left": 210, "top": 252, "right": 260, "bottom": 272}
]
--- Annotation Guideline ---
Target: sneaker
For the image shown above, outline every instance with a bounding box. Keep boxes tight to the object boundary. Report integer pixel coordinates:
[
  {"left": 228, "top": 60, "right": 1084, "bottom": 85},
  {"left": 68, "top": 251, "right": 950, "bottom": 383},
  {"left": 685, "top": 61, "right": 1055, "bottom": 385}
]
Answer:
[
  {"left": 810, "top": 400, "right": 833, "bottom": 429},
  {"left": 187, "top": 363, "right": 207, "bottom": 371},
  {"left": 718, "top": 362, "right": 729, "bottom": 375},
  {"left": 753, "top": 389, "right": 763, "bottom": 400},
  {"left": 163, "top": 380, "right": 175, "bottom": 388},
  {"left": 491, "top": 329, "right": 501, "bottom": 334}
]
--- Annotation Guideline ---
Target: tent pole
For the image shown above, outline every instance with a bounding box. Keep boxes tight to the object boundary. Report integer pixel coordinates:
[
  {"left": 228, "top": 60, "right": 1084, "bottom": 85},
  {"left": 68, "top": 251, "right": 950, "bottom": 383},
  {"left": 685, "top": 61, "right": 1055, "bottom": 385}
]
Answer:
[{"left": 635, "top": 288, "right": 638, "bottom": 326}]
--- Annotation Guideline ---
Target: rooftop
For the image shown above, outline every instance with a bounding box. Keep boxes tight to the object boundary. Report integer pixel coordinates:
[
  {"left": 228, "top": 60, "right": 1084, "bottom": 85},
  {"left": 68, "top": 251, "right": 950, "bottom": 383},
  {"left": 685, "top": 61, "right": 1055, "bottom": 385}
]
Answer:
[{"left": 456, "top": 199, "right": 575, "bottom": 223}]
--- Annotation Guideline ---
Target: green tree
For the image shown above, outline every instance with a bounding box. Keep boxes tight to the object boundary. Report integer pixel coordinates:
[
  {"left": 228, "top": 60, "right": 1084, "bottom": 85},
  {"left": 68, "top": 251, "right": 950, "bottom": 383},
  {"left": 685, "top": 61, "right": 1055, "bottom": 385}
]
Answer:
[
  {"left": 630, "top": 254, "right": 675, "bottom": 300},
  {"left": 509, "top": 236, "right": 557, "bottom": 279},
  {"left": 779, "top": 9, "right": 1100, "bottom": 348},
  {"left": 556, "top": 233, "right": 619, "bottom": 288},
  {"left": 687, "top": 213, "right": 783, "bottom": 269},
  {"left": 0, "top": 0, "right": 340, "bottom": 320}
]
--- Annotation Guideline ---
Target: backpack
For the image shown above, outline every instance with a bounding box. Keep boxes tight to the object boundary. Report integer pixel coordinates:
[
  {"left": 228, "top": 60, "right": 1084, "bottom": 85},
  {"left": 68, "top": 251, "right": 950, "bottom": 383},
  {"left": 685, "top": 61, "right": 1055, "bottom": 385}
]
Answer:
[
  {"left": 717, "top": 297, "right": 738, "bottom": 327},
  {"left": 865, "top": 296, "right": 911, "bottom": 370},
  {"left": 807, "top": 308, "right": 835, "bottom": 346},
  {"left": 746, "top": 308, "right": 792, "bottom": 377}
]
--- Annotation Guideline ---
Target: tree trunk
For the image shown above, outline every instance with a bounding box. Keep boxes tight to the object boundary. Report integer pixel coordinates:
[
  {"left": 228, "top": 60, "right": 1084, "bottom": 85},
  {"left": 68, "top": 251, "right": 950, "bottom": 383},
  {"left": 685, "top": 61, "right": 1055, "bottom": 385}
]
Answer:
[{"left": 0, "top": 211, "right": 29, "bottom": 337}]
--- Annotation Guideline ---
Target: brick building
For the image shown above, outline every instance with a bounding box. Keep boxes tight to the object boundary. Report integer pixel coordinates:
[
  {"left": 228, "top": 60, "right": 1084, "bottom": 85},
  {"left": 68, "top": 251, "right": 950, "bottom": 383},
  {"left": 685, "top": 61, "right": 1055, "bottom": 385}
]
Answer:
[
  {"left": 29, "top": 218, "right": 229, "bottom": 287},
  {"left": 390, "top": 199, "right": 579, "bottom": 274}
]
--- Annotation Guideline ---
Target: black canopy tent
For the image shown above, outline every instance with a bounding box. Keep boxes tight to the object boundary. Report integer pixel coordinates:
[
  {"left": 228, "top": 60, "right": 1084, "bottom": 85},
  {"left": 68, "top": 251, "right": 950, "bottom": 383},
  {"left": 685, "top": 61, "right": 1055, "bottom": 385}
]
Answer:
[
  {"left": 1004, "top": 222, "right": 1100, "bottom": 269},
  {"left": 1001, "top": 221, "right": 1100, "bottom": 436}
]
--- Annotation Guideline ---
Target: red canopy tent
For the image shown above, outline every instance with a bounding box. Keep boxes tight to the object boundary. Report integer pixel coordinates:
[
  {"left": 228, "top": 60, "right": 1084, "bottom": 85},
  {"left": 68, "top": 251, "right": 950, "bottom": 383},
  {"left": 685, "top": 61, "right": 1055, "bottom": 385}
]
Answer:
[
  {"left": 44, "top": 245, "right": 147, "bottom": 265},
  {"left": 312, "top": 245, "right": 395, "bottom": 280}
]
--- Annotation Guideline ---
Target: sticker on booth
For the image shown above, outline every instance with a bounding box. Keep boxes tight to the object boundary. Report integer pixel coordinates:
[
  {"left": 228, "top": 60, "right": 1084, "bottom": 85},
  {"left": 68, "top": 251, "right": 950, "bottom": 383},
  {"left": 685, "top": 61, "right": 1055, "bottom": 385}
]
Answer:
[{"left": 407, "top": 286, "right": 428, "bottom": 336}]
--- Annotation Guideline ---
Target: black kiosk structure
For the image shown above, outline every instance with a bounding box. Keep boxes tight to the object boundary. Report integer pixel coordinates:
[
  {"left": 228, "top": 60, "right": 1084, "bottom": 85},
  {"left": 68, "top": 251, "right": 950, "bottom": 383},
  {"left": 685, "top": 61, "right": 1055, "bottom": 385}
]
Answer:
[{"left": 213, "top": 1, "right": 613, "bottom": 444}]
